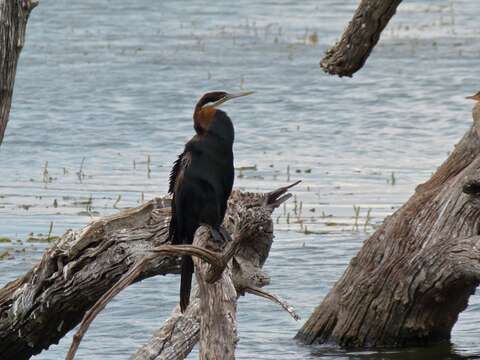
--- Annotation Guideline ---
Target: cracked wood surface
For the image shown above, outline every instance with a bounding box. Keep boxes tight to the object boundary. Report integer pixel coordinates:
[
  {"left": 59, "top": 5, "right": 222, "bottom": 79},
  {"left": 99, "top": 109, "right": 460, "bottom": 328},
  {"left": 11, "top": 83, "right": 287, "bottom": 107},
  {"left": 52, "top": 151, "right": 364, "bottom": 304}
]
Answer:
[{"left": 194, "top": 227, "right": 237, "bottom": 360}]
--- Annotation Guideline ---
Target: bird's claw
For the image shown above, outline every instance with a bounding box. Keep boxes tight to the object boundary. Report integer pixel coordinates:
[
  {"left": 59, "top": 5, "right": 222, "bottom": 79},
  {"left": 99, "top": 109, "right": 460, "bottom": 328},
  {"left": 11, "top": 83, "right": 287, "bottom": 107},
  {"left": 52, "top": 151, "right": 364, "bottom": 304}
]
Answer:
[{"left": 211, "top": 228, "right": 224, "bottom": 243}]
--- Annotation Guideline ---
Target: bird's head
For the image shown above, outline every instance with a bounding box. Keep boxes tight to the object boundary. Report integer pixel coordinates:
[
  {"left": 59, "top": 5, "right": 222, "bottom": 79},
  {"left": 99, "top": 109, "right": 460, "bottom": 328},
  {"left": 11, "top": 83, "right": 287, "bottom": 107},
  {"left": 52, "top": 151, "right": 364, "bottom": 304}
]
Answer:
[
  {"left": 193, "top": 91, "right": 254, "bottom": 135},
  {"left": 467, "top": 92, "right": 480, "bottom": 131},
  {"left": 466, "top": 92, "right": 480, "bottom": 102}
]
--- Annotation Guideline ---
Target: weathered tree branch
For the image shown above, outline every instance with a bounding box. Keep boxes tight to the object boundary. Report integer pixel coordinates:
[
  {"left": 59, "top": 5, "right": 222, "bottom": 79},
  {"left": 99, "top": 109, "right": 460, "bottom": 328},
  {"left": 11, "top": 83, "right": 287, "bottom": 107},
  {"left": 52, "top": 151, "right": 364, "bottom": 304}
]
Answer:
[
  {"left": 0, "top": 184, "right": 297, "bottom": 360},
  {"left": 65, "top": 228, "right": 245, "bottom": 360},
  {"left": 193, "top": 227, "right": 238, "bottom": 360},
  {"left": 0, "top": 0, "right": 38, "bottom": 145},
  {"left": 320, "top": 0, "right": 402, "bottom": 77},
  {"left": 129, "top": 183, "right": 301, "bottom": 360},
  {"left": 0, "top": 199, "right": 174, "bottom": 360},
  {"left": 297, "top": 103, "right": 480, "bottom": 347}
]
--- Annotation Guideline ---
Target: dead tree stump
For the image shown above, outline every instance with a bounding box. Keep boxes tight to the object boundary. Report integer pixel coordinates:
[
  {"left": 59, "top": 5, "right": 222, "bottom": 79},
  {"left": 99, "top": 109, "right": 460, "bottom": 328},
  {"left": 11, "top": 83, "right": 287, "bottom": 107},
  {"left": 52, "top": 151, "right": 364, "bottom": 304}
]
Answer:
[{"left": 297, "top": 103, "right": 480, "bottom": 347}]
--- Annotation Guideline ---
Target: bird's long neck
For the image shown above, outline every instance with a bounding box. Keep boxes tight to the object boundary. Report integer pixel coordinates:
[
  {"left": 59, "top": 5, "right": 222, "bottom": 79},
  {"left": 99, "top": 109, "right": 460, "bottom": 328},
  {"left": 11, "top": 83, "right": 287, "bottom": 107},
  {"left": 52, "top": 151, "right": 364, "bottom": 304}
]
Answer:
[
  {"left": 207, "top": 109, "right": 234, "bottom": 145},
  {"left": 193, "top": 106, "right": 216, "bottom": 135}
]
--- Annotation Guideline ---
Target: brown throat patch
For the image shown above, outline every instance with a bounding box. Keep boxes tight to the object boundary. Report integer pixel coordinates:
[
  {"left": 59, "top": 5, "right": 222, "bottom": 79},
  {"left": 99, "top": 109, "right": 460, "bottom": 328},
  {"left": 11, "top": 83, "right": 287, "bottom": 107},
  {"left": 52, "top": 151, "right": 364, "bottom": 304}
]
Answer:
[{"left": 194, "top": 106, "right": 217, "bottom": 132}]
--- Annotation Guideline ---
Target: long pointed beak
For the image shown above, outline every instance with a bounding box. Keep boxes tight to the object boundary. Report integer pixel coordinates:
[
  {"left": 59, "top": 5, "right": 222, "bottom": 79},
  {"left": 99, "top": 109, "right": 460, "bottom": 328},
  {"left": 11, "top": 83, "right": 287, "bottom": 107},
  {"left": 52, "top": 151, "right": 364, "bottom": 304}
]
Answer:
[
  {"left": 466, "top": 94, "right": 480, "bottom": 101},
  {"left": 211, "top": 91, "right": 255, "bottom": 108}
]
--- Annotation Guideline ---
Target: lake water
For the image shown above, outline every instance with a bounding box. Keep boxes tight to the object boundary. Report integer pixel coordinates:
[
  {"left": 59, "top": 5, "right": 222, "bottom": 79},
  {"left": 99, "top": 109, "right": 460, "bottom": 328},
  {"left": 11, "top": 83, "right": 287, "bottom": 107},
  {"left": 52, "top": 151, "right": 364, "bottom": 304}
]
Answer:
[{"left": 1, "top": 0, "right": 480, "bottom": 359}]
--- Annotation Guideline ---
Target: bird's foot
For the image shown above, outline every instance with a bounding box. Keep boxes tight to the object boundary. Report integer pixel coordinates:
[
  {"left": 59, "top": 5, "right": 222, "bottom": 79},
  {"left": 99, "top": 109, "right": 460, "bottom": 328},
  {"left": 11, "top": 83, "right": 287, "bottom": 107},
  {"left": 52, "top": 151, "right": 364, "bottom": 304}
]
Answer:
[
  {"left": 210, "top": 227, "right": 224, "bottom": 243},
  {"left": 219, "top": 226, "right": 232, "bottom": 242},
  {"left": 210, "top": 226, "right": 231, "bottom": 243}
]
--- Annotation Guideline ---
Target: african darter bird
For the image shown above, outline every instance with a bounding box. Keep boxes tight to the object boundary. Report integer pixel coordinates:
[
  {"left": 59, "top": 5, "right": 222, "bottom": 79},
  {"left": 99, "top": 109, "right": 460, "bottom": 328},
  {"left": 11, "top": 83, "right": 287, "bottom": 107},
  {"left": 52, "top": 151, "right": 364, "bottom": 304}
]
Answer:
[{"left": 168, "top": 91, "right": 254, "bottom": 312}]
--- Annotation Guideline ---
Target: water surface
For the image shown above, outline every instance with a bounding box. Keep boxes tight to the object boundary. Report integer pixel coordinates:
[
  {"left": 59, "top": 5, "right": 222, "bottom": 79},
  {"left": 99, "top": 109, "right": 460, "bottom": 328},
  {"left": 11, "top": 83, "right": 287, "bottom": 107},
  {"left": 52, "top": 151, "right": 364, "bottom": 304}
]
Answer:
[{"left": 1, "top": 0, "right": 480, "bottom": 359}]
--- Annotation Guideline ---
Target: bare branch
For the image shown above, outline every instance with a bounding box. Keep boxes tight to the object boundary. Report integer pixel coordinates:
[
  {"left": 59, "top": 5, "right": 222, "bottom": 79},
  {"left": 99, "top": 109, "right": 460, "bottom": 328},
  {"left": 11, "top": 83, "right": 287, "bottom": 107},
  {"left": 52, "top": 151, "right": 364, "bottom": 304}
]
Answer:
[
  {"left": 244, "top": 286, "right": 300, "bottom": 321},
  {"left": 320, "top": 0, "right": 402, "bottom": 77}
]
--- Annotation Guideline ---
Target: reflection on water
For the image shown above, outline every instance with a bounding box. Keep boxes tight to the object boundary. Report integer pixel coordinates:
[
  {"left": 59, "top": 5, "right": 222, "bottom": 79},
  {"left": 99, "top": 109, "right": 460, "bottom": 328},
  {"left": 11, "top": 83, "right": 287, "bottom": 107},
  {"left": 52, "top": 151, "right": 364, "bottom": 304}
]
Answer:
[{"left": 1, "top": 0, "right": 480, "bottom": 359}]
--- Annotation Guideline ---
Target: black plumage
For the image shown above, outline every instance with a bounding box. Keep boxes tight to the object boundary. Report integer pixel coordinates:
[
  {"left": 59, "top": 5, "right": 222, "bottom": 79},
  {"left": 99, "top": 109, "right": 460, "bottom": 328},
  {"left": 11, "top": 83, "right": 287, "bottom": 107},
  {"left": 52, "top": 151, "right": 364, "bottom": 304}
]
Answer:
[{"left": 169, "top": 92, "right": 238, "bottom": 312}]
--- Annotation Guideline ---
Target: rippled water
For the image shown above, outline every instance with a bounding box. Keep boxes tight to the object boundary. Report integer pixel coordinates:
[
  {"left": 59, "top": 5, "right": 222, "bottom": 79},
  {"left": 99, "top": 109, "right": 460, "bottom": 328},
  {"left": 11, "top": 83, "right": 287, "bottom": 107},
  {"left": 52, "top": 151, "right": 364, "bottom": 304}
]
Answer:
[{"left": 1, "top": 0, "right": 480, "bottom": 359}]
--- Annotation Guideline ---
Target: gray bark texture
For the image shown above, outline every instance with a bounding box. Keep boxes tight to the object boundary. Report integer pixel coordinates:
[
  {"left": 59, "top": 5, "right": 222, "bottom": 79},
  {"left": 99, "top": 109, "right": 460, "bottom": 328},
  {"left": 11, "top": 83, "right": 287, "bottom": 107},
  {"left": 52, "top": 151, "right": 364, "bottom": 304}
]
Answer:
[
  {"left": 194, "top": 227, "right": 238, "bottom": 360},
  {"left": 320, "top": 0, "right": 402, "bottom": 77},
  {"left": 297, "top": 103, "right": 480, "bottom": 347},
  {"left": 0, "top": 187, "right": 288, "bottom": 360},
  {"left": 0, "top": 0, "right": 38, "bottom": 145}
]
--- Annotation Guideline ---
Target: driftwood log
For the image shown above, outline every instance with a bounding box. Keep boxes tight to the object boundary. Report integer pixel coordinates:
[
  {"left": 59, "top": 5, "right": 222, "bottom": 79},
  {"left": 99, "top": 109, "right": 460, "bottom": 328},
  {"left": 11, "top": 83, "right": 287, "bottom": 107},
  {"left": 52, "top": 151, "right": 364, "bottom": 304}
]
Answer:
[
  {"left": 320, "top": 0, "right": 402, "bottom": 77},
  {"left": 297, "top": 103, "right": 480, "bottom": 347},
  {"left": 0, "top": 0, "right": 38, "bottom": 145},
  {"left": 0, "top": 184, "right": 295, "bottom": 360}
]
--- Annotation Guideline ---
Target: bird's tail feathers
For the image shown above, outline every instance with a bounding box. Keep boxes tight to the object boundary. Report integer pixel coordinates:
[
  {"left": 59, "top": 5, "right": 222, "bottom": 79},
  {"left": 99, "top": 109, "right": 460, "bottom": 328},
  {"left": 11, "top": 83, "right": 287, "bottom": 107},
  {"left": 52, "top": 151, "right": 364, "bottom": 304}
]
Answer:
[
  {"left": 168, "top": 215, "right": 178, "bottom": 244},
  {"left": 180, "top": 255, "right": 194, "bottom": 312}
]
